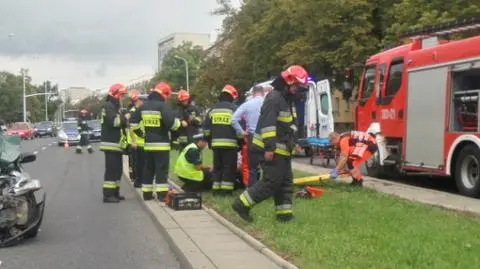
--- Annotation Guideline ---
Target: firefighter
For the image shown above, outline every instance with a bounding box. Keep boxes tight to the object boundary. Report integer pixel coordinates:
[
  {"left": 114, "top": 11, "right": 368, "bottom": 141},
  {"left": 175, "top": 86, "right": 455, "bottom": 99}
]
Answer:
[
  {"left": 204, "top": 84, "right": 241, "bottom": 196},
  {"left": 100, "top": 83, "right": 129, "bottom": 203},
  {"left": 328, "top": 131, "right": 378, "bottom": 186},
  {"left": 138, "top": 82, "right": 181, "bottom": 201},
  {"left": 76, "top": 109, "right": 93, "bottom": 154},
  {"left": 176, "top": 89, "right": 203, "bottom": 152},
  {"left": 128, "top": 90, "right": 145, "bottom": 188},
  {"left": 232, "top": 65, "right": 309, "bottom": 223},
  {"left": 174, "top": 133, "right": 213, "bottom": 192}
]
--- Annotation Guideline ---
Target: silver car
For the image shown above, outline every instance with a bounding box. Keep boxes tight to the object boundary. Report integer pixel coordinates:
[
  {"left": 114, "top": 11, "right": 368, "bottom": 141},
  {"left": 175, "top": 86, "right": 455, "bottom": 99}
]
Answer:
[{"left": 57, "top": 121, "right": 81, "bottom": 146}]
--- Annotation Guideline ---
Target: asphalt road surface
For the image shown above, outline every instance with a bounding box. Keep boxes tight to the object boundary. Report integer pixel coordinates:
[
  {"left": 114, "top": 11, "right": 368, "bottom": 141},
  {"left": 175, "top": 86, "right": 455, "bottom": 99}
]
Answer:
[
  {"left": 1, "top": 138, "right": 180, "bottom": 269},
  {"left": 296, "top": 155, "right": 458, "bottom": 194}
]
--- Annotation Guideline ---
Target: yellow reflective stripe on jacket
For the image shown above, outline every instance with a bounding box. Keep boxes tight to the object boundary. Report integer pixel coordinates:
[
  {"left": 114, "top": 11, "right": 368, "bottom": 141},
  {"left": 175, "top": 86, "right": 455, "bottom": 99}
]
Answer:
[
  {"left": 277, "top": 111, "right": 293, "bottom": 123},
  {"left": 252, "top": 136, "right": 291, "bottom": 156},
  {"left": 144, "top": 142, "right": 170, "bottom": 151},
  {"left": 260, "top": 126, "right": 276, "bottom": 139},
  {"left": 211, "top": 138, "right": 237, "bottom": 148},
  {"left": 99, "top": 142, "right": 122, "bottom": 151}
]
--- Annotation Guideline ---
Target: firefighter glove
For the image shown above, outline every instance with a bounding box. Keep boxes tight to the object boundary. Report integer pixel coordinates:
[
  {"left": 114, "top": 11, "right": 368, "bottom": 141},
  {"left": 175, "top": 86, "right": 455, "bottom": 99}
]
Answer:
[{"left": 330, "top": 169, "right": 339, "bottom": 180}]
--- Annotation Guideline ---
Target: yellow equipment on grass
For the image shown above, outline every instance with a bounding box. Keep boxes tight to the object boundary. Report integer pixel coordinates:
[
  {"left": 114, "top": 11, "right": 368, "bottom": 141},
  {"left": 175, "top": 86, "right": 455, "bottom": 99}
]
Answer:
[{"left": 293, "top": 173, "right": 349, "bottom": 185}]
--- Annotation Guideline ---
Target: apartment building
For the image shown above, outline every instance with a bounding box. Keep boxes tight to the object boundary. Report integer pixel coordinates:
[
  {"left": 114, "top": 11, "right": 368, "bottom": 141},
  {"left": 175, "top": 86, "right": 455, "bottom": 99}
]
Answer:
[{"left": 157, "top": 32, "right": 211, "bottom": 70}]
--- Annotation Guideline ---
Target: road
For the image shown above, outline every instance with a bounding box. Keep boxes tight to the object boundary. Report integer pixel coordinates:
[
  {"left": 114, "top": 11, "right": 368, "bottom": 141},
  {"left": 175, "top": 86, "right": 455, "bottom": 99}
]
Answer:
[
  {"left": 295, "top": 155, "right": 459, "bottom": 194},
  {"left": 1, "top": 138, "right": 180, "bottom": 269}
]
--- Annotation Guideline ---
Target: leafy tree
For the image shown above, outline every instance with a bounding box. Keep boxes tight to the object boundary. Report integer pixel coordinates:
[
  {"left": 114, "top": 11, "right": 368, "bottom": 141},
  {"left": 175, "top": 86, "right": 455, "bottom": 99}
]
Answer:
[
  {"left": 75, "top": 96, "right": 103, "bottom": 119},
  {"left": 150, "top": 42, "right": 205, "bottom": 91}
]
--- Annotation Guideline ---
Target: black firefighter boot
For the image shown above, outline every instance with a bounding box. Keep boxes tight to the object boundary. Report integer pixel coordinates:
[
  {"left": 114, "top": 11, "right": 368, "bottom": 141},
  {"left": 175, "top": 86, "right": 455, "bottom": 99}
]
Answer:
[
  {"left": 103, "top": 189, "right": 120, "bottom": 203},
  {"left": 276, "top": 213, "right": 295, "bottom": 223},
  {"left": 143, "top": 190, "right": 154, "bottom": 201},
  {"left": 87, "top": 145, "right": 93, "bottom": 154},
  {"left": 232, "top": 198, "right": 253, "bottom": 223},
  {"left": 115, "top": 186, "right": 125, "bottom": 200},
  {"left": 75, "top": 146, "right": 82, "bottom": 154},
  {"left": 156, "top": 191, "right": 167, "bottom": 203},
  {"left": 350, "top": 177, "right": 364, "bottom": 187}
]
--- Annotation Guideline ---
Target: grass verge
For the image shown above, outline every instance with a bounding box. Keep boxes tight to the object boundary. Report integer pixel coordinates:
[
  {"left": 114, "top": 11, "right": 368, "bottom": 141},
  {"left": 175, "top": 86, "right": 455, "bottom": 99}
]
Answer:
[{"left": 169, "top": 150, "right": 480, "bottom": 269}]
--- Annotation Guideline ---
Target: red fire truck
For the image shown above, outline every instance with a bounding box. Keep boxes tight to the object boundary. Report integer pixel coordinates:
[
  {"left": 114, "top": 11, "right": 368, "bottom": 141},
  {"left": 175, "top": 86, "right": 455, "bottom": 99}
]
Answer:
[{"left": 349, "top": 17, "right": 480, "bottom": 197}]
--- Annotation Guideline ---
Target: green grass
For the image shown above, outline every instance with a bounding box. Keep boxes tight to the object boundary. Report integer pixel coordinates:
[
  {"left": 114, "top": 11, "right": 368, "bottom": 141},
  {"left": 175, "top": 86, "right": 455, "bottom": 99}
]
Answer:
[{"left": 168, "top": 149, "right": 480, "bottom": 269}]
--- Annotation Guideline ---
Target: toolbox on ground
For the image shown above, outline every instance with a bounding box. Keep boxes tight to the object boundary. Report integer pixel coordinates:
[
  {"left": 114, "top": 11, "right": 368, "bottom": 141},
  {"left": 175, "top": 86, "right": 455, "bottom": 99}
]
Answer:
[{"left": 166, "top": 192, "right": 203, "bottom": 211}]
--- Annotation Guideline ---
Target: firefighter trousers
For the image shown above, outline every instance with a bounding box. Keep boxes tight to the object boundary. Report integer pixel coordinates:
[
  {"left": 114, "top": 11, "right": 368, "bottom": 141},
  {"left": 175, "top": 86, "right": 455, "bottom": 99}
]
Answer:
[
  {"left": 143, "top": 150, "right": 170, "bottom": 201},
  {"left": 212, "top": 148, "right": 237, "bottom": 194},
  {"left": 129, "top": 146, "right": 144, "bottom": 185},
  {"left": 103, "top": 151, "right": 123, "bottom": 198},
  {"left": 77, "top": 134, "right": 92, "bottom": 150},
  {"left": 128, "top": 145, "right": 137, "bottom": 180},
  {"left": 237, "top": 154, "right": 293, "bottom": 218}
]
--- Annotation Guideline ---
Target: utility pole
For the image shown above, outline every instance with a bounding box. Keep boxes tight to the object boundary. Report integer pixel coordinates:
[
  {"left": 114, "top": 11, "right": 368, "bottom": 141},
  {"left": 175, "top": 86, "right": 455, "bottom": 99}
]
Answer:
[{"left": 44, "top": 82, "right": 48, "bottom": 121}]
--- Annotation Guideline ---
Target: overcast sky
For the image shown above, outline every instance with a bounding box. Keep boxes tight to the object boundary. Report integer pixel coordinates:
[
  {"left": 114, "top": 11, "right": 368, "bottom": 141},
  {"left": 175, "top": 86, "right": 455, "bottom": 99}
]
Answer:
[{"left": 0, "top": 0, "right": 241, "bottom": 90}]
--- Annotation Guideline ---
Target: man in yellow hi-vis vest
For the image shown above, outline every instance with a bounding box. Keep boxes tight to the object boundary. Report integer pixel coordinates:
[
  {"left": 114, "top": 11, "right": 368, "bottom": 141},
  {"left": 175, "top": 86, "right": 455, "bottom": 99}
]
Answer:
[{"left": 174, "top": 133, "right": 212, "bottom": 192}]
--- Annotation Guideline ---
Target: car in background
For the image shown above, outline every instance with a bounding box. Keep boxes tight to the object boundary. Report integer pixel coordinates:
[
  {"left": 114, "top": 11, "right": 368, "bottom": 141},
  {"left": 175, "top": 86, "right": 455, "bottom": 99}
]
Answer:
[
  {"left": 34, "top": 121, "right": 57, "bottom": 138},
  {"left": 57, "top": 121, "right": 81, "bottom": 146},
  {"left": 87, "top": 119, "right": 101, "bottom": 142},
  {"left": 6, "top": 122, "right": 35, "bottom": 140}
]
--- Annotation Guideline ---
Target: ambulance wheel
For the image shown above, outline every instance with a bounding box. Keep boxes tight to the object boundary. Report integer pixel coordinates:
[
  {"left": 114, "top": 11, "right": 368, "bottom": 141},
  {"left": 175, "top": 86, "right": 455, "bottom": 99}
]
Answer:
[{"left": 454, "top": 144, "right": 480, "bottom": 198}]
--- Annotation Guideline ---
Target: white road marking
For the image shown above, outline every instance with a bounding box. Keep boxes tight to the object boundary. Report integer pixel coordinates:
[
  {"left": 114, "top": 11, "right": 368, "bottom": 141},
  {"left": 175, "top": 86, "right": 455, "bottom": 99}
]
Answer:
[
  {"left": 41, "top": 146, "right": 46, "bottom": 150},
  {"left": 33, "top": 151, "right": 38, "bottom": 155}
]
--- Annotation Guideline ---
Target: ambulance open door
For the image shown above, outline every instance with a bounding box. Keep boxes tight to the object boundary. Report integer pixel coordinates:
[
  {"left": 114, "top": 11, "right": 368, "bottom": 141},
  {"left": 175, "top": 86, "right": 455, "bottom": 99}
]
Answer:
[
  {"left": 316, "top": 79, "right": 334, "bottom": 138},
  {"left": 304, "top": 81, "right": 319, "bottom": 138}
]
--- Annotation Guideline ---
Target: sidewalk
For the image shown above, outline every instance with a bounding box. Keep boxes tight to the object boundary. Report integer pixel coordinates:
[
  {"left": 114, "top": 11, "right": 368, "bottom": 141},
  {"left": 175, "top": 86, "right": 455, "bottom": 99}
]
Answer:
[
  {"left": 121, "top": 157, "right": 294, "bottom": 269},
  {"left": 292, "top": 160, "right": 480, "bottom": 215}
]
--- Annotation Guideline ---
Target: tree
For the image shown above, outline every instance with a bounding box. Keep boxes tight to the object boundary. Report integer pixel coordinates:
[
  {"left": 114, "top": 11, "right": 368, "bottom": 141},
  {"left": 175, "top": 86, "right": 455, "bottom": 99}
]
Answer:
[
  {"left": 75, "top": 96, "right": 103, "bottom": 119},
  {"left": 150, "top": 42, "right": 205, "bottom": 91}
]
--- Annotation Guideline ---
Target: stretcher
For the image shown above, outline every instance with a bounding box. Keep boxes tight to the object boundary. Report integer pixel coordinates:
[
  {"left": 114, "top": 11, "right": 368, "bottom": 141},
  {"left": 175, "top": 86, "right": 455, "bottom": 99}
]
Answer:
[{"left": 306, "top": 137, "right": 338, "bottom": 167}]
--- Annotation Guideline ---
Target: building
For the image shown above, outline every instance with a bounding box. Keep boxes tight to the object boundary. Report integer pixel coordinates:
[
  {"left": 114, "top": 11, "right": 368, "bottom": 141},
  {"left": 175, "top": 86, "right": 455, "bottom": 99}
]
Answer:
[
  {"left": 157, "top": 32, "right": 212, "bottom": 70},
  {"left": 64, "top": 87, "right": 92, "bottom": 105},
  {"left": 331, "top": 89, "right": 355, "bottom": 132}
]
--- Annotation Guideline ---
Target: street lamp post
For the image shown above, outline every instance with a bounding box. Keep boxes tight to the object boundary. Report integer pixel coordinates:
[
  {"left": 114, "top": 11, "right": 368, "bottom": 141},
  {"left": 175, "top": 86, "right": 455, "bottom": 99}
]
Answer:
[
  {"left": 22, "top": 69, "right": 27, "bottom": 122},
  {"left": 44, "top": 82, "right": 48, "bottom": 121},
  {"left": 174, "top": 55, "right": 189, "bottom": 92}
]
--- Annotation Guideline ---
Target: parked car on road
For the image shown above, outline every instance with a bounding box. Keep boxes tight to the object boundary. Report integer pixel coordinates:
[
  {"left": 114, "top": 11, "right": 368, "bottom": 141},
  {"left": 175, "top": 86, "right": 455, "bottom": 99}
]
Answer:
[
  {"left": 34, "top": 121, "right": 57, "bottom": 138},
  {"left": 57, "top": 121, "right": 81, "bottom": 146},
  {"left": 87, "top": 120, "right": 101, "bottom": 142},
  {"left": 6, "top": 122, "right": 35, "bottom": 140}
]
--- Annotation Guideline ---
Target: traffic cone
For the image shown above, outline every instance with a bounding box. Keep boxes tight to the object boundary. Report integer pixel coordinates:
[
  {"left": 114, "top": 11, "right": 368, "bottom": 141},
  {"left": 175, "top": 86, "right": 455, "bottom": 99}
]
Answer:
[{"left": 64, "top": 141, "right": 69, "bottom": 150}]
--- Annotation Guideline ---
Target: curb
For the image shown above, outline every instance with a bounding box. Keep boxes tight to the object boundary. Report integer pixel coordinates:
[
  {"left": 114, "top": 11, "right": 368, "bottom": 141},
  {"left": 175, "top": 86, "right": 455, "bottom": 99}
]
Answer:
[
  {"left": 121, "top": 157, "right": 217, "bottom": 269},
  {"left": 167, "top": 180, "right": 299, "bottom": 269}
]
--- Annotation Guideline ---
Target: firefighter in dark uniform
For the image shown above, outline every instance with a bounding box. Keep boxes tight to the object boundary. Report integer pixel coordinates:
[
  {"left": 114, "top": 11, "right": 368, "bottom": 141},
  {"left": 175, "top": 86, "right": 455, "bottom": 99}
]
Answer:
[
  {"left": 176, "top": 89, "right": 203, "bottom": 152},
  {"left": 137, "top": 82, "right": 181, "bottom": 201},
  {"left": 100, "top": 83, "right": 129, "bottom": 203},
  {"left": 76, "top": 109, "right": 93, "bottom": 154},
  {"left": 127, "top": 90, "right": 145, "bottom": 188},
  {"left": 232, "top": 65, "right": 309, "bottom": 222},
  {"left": 204, "top": 84, "right": 241, "bottom": 196}
]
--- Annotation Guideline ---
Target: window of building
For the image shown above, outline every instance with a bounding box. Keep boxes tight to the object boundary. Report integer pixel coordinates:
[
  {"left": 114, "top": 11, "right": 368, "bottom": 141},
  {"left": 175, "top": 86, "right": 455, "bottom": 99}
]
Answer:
[
  {"left": 334, "top": 97, "right": 340, "bottom": 116},
  {"left": 385, "top": 59, "right": 404, "bottom": 96}
]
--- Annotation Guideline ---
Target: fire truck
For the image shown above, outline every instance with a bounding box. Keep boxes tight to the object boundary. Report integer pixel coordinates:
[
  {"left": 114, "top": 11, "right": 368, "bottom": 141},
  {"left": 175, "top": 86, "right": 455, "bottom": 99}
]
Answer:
[{"left": 348, "top": 17, "right": 480, "bottom": 197}]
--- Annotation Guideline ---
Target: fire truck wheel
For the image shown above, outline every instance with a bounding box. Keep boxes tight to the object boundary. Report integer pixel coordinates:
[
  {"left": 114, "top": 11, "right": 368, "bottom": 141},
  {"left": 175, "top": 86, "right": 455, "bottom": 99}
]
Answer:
[{"left": 455, "top": 145, "right": 480, "bottom": 198}]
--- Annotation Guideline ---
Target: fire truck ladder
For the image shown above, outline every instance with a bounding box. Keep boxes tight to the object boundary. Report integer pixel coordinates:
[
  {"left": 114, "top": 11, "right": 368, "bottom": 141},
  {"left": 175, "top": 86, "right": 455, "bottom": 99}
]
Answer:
[{"left": 399, "top": 16, "right": 480, "bottom": 39}]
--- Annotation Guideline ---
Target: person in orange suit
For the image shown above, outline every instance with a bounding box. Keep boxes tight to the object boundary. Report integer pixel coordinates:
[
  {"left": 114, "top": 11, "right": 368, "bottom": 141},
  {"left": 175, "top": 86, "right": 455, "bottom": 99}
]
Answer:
[{"left": 329, "top": 131, "right": 378, "bottom": 187}]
